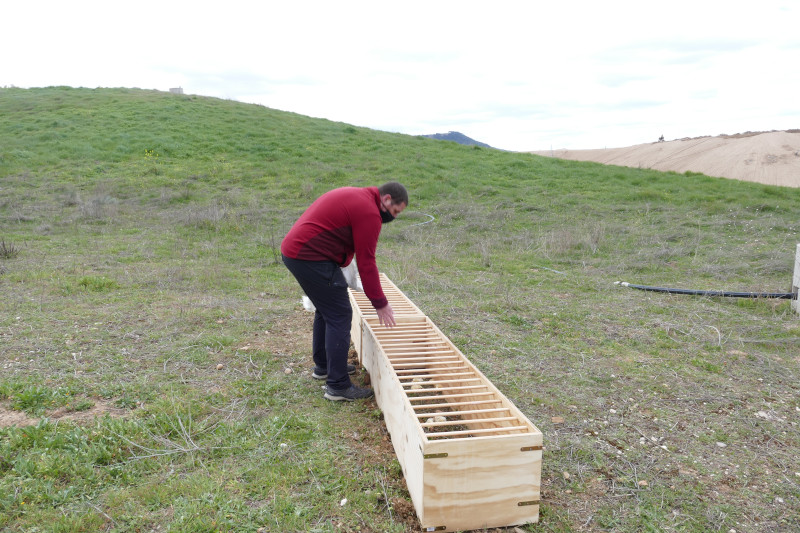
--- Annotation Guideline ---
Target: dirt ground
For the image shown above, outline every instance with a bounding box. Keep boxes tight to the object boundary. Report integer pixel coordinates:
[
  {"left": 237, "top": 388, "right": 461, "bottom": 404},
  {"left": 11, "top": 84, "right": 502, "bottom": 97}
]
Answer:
[
  {"left": 532, "top": 130, "right": 800, "bottom": 188},
  {"left": 0, "top": 399, "right": 126, "bottom": 428}
]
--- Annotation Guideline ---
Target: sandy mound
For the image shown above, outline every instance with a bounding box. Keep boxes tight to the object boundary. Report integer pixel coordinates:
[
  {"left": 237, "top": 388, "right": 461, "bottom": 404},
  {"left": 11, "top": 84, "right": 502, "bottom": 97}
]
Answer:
[{"left": 532, "top": 130, "right": 800, "bottom": 188}]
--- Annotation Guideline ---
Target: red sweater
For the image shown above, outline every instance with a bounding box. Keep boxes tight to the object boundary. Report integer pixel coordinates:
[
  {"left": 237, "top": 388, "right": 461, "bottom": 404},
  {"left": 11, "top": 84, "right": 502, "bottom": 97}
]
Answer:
[{"left": 281, "top": 186, "right": 388, "bottom": 309}]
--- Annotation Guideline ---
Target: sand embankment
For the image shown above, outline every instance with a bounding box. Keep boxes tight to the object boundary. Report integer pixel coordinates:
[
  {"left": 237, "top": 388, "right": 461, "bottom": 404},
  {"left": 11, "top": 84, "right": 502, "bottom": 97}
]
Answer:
[{"left": 532, "top": 131, "right": 800, "bottom": 188}]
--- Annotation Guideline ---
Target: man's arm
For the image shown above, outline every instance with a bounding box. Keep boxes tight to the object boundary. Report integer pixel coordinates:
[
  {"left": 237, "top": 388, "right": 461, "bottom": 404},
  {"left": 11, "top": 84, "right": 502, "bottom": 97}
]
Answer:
[{"left": 351, "top": 215, "right": 388, "bottom": 310}]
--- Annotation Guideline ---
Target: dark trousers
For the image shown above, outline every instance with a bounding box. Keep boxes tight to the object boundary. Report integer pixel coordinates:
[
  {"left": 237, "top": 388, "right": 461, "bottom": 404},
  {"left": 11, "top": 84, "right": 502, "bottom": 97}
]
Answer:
[{"left": 282, "top": 255, "right": 353, "bottom": 389}]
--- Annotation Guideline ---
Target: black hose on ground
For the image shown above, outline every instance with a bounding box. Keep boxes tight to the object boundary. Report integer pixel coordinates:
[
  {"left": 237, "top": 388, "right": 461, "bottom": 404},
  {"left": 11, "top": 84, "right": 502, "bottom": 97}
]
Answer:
[{"left": 614, "top": 281, "right": 796, "bottom": 300}]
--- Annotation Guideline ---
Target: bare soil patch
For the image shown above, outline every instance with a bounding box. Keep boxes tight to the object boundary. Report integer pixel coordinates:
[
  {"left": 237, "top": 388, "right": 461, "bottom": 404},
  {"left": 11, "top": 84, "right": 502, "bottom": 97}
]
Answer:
[{"left": 0, "top": 399, "right": 126, "bottom": 428}]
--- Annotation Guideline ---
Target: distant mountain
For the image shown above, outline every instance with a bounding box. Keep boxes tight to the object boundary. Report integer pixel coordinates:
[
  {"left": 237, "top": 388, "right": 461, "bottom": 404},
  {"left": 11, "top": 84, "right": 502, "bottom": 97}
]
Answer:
[{"left": 421, "top": 131, "right": 493, "bottom": 149}]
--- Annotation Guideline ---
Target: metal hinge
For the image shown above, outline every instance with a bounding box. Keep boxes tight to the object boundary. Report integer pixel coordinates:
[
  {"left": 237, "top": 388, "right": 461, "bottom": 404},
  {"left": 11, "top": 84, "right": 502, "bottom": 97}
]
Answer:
[
  {"left": 518, "top": 500, "right": 540, "bottom": 506},
  {"left": 423, "top": 452, "right": 449, "bottom": 459}
]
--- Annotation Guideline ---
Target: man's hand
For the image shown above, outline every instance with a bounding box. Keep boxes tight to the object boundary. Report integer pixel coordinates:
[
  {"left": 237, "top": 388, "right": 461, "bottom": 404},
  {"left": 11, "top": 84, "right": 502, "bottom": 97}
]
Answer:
[{"left": 375, "top": 303, "right": 396, "bottom": 328}]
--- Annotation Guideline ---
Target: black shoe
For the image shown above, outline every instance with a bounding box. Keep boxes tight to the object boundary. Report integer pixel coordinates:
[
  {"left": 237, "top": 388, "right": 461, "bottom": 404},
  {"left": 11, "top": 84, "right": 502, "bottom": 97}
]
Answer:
[
  {"left": 312, "top": 364, "right": 356, "bottom": 380},
  {"left": 323, "top": 384, "right": 374, "bottom": 402}
]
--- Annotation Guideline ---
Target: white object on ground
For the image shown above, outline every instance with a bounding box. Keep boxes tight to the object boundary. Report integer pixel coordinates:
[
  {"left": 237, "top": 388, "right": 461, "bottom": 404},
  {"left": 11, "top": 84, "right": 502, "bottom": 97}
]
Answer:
[{"left": 300, "top": 260, "right": 363, "bottom": 313}]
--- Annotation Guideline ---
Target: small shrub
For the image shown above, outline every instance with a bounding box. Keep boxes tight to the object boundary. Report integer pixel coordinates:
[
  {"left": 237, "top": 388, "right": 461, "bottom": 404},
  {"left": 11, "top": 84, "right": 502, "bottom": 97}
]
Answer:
[
  {"left": 80, "top": 194, "right": 119, "bottom": 220},
  {"left": 11, "top": 385, "right": 56, "bottom": 414},
  {"left": 69, "top": 398, "right": 95, "bottom": 412},
  {"left": 0, "top": 239, "right": 20, "bottom": 259}
]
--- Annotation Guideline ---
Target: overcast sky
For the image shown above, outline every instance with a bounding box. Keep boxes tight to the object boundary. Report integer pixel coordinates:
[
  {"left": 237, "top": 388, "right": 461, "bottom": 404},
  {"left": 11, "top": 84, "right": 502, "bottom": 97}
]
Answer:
[{"left": 3, "top": 1, "right": 799, "bottom": 151}]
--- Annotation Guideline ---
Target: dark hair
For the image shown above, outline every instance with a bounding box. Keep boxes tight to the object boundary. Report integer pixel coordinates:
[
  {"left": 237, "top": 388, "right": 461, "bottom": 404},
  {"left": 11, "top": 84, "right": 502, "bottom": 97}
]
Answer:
[{"left": 378, "top": 182, "right": 409, "bottom": 206}]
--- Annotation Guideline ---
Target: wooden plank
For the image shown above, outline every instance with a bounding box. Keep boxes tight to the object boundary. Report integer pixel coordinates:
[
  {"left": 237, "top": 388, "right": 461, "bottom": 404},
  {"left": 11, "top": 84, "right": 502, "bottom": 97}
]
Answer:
[
  {"left": 426, "top": 425, "right": 531, "bottom": 438},
  {"left": 402, "top": 378, "right": 482, "bottom": 387},
  {"left": 394, "top": 368, "right": 468, "bottom": 376},
  {"left": 391, "top": 361, "right": 466, "bottom": 369},
  {"left": 387, "top": 353, "right": 458, "bottom": 360},
  {"left": 420, "top": 434, "right": 541, "bottom": 530},
  {"left": 408, "top": 391, "right": 496, "bottom": 402},
  {"left": 412, "top": 400, "right": 502, "bottom": 410},
  {"left": 358, "top": 317, "right": 427, "bottom": 518},
  {"left": 383, "top": 345, "right": 453, "bottom": 351},
  {"left": 398, "top": 372, "right": 474, "bottom": 380},
  {"left": 421, "top": 416, "right": 519, "bottom": 428},
  {"left": 405, "top": 384, "right": 488, "bottom": 393},
  {"left": 415, "top": 408, "right": 510, "bottom": 419}
]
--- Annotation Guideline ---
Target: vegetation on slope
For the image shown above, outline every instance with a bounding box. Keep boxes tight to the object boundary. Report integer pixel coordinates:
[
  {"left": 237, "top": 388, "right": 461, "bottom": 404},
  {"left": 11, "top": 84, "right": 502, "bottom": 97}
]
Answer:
[{"left": 1, "top": 87, "right": 799, "bottom": 532}]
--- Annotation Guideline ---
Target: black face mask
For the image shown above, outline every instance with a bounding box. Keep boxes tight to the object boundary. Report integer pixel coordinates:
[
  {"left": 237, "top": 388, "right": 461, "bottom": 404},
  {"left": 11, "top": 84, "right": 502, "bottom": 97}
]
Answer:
[{"left": 380, "top": 209, "right": 395, "bottom": 224}]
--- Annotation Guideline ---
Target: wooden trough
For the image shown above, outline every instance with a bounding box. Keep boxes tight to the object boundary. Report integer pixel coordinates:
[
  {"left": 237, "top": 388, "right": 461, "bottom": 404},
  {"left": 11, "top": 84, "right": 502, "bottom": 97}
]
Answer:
[{"left": 349, "top": 274, "right": 543, "bottom": 532}]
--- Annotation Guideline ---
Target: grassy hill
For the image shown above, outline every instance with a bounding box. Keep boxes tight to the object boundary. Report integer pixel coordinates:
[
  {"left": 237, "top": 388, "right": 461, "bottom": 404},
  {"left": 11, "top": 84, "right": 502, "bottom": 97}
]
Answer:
[{"left": 1, "top": 87, "right": 799, "bottom": 532}]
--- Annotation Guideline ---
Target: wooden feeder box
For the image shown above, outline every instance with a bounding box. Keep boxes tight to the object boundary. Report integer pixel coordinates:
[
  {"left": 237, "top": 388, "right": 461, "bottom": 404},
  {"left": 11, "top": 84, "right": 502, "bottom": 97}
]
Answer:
[{"left": 349, "top": 274, "right": 543, "bottom": 532}]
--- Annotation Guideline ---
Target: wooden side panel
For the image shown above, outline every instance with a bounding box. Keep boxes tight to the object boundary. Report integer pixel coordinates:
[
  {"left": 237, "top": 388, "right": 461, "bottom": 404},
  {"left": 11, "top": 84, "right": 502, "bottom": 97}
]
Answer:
[
  {"left": 360, "top": 318, "right": 428, "bottom": 516},
  {"left": 348, "top": 291, "right": 364, "bottom": 363},
  {"left": 421, "top": 435, "right": 542, "bottom": 531}
]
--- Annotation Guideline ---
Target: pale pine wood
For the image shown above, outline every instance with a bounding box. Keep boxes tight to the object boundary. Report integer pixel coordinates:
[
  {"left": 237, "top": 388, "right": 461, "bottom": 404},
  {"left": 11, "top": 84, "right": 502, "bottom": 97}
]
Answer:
[{"left": 348, "top": 275, "right": 543, "bottom": 532}]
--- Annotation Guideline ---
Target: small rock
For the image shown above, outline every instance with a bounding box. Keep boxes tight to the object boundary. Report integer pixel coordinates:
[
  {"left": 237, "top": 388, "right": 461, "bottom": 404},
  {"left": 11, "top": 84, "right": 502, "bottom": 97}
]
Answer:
[
  {"left": 216, "top": 363, "right": 224, "bottom": 370},
  {"left": 284, "top": 368, "right": 292, "bottom": 375},
  {"left": 340, "top": 498, "right": 347, "bottom": 507},
  {"left": 638, "top": 480, "right": 648, "bottom": 487},
  {"left": 716, "top": 442, "right": 727, "bottom": 448},
  {"left": 562, "top": 471, "right": 570, "bottom": 480}
]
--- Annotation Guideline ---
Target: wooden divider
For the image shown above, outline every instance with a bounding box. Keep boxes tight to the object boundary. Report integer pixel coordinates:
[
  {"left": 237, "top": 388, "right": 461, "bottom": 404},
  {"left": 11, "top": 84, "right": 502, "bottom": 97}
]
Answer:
[{"left": 349, "top": 274, "right": 543, "bottom": 532}]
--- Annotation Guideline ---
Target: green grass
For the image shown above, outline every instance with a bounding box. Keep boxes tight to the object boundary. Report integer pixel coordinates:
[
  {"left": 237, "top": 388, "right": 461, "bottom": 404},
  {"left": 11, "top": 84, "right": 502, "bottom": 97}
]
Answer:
[{"left": 1, "top": 86, "right": 799, "bottom": 531}]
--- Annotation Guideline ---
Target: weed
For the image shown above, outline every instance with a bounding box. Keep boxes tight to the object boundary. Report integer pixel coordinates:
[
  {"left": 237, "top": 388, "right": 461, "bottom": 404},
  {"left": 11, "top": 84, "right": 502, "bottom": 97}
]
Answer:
[
  {"left": 78, "top": 275, "right": 119, "bottom": 292},
  {"left": 10, "top": 386, "right": 63, "bottom": 414},
  {"left": 0, "top": 238, "right": 20, "bottom": 259}
]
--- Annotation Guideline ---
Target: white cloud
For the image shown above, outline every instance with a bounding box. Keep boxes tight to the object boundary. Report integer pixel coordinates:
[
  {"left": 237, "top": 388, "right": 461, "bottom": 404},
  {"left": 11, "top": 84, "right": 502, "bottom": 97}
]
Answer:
[{"left": 3, "top": 0, "right": 799, "bottom": 150}]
